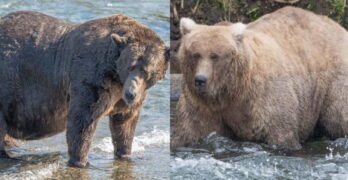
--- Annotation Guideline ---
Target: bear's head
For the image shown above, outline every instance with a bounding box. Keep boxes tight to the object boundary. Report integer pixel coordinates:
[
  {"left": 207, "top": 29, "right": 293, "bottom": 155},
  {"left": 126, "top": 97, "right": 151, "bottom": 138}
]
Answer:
[
  {"left": 110, "top": 24, "right": 169, "bottom": 106},
  {"left": 179, "top": 18, "right": 249, "bottom": 104}
]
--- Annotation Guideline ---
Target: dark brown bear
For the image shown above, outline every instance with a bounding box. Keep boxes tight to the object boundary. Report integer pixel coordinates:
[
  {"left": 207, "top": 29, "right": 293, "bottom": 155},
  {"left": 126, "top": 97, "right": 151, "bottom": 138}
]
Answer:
[{"left": 0, "top": 11, "right": 169, "bottom": 167}]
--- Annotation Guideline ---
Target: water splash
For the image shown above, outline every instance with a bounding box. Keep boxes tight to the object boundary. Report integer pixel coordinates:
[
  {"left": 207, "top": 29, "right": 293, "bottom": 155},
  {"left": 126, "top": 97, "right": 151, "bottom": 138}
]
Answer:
[
  {"left": 1, "top": 4, "right": 10, "bottom": 8},
  {"left": 93, "top": 127, "right": 169, "bottom": 153},
  {"left": 171, "top": 131, "right": 348, "bottom": 179},
  {"left": 0, "top": 161, "right": 59, "bottom": 180},
  {"left": 171, "top": 156, "right": 233, "bottom": 179}
]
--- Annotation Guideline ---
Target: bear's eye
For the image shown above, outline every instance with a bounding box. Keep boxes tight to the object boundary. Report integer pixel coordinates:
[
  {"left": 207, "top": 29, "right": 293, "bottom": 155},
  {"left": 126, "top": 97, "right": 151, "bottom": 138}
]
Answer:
[
  {"left": 140, "top": 67, "right": 147, "bottom": 73},
  {"left": 138, "top": 56, "right": 144, "bottom": 62},
  {"left": 192, "top": 53, "right": 201, "bottom": 59},
  {"left": 210, "top": 53, "right": 219, "bottom": 61},
  {"left": 127, "top": 66, "right": 136, "bottom": 71}
]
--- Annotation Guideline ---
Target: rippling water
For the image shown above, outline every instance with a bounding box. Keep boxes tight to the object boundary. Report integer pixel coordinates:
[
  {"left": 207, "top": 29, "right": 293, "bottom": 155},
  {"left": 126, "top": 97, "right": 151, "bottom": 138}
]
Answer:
[
  {"left": 0, "top": 0, "right": 169, "bottom": 179},
  {"left": 170, "top": 100, "right": 348, "bottom": 180}
]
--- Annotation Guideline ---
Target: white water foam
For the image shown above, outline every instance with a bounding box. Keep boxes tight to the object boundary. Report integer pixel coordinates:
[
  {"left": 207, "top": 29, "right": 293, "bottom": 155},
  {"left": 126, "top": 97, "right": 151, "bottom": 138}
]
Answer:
[
  {"left": 171, "top": 156, "right": 232, "bottom": 170},
  {"left": 324, "top": 146, "right": 348, "bottom": 160},
  {"left": 171, "top": 156, "right": 234, "bottom": 179},
  {"left": 0, "top": 162, "right": 59, "bottom": 180},
  {"left": 0, "top": 4, "right": 10, "bottom": 8},
  {"left": 171, "top": 156, "right": 287, "bottom": 179},
  {"left": 94, "top": 127, "right": 169, "bottom": 153}
]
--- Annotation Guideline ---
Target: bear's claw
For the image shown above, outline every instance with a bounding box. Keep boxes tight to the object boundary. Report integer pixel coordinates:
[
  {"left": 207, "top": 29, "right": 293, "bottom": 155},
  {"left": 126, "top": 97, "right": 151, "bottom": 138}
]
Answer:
[
  {"left": 0, "top": 150, "right": 10, "bottom": 158},
  {"left": 67, "top": 159, "right": 90, "bottom": 168},
  {"left": 115, "top": 152, "right": 131, "bottom": 159}
]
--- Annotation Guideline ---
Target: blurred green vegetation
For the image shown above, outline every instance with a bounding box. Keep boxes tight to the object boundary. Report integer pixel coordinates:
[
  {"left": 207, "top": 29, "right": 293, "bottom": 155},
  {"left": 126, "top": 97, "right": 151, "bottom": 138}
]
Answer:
[{"left": 171, "top": 0, "right": 347, "bottom": 29}]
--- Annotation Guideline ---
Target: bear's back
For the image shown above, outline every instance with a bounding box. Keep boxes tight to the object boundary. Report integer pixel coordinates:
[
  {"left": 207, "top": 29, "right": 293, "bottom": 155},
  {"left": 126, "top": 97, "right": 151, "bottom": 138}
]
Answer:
[
  {"left": 0, "top": 11, "right": 75, "bottom": 61},
  {"left": 247, "top": 6, "right": 347, "bottom": 49},
  {"left": 244, "top": 6, "right": 348, "bottom": 75}
]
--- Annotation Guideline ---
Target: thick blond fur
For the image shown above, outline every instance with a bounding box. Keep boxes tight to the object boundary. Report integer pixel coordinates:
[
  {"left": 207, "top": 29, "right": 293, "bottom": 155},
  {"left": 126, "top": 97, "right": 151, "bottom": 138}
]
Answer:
[{"left": 172, "top": 7, "right": 348, "bottom": 149}]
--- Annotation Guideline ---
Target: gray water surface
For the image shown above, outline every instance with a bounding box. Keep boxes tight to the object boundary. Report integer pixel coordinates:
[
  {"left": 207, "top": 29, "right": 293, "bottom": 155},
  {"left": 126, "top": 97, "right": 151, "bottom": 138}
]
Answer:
[{"left": 0, "top": 0, "right": 169, "bottom": 179}]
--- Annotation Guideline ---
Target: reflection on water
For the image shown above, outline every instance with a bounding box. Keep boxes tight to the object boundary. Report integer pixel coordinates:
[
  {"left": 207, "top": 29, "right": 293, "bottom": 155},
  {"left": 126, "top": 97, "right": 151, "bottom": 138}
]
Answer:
[
  {"left": 170, "top": 100, "right": 348, "bottom": 180},
  {"left": 111, "top": 160, "right": 136, "bottom": 180},
  {"left": 0, "top": 0, "right": 169, "bottom": 179}
]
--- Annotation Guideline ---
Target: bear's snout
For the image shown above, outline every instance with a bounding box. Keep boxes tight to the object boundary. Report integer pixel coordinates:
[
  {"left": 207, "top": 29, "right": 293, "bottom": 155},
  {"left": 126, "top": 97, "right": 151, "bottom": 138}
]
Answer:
[
  {"left": 195, "top": 75, "right": 207, "bottom": 87},
  {"left": 124, "top": 89, "right": 136, "bottom": 104},
  {"left": 194, "top": 75, "right": 207, "bottom": 92}
]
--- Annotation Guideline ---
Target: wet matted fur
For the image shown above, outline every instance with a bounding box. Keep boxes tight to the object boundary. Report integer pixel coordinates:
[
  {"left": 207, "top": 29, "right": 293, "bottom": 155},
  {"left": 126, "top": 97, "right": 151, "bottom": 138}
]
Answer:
[{"left": 0, "top": 11, "right": 169, "bottom": 167}]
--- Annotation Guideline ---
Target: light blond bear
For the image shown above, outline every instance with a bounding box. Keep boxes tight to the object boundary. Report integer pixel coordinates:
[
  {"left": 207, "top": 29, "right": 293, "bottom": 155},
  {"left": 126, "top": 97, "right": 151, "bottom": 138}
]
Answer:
[{"left": 171, "top": 7, "right": 348, "bottom": 149}]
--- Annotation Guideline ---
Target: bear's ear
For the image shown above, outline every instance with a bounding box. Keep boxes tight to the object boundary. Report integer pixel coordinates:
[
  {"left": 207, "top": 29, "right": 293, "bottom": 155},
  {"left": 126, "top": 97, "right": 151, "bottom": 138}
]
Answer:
[
  {"left": 180, "top": 18, "right": 197, "bottom": 35},
  {"left": 164, "top": 46, "right": 170, "bottom": 62},
  {"left": 230, "top": 22, "right": 246, "bottom": 36},
  {"left": 230, "top": 23, "right": 246, "bottom": 50},
  {"left": 111, "top": 33, "right": 129, "bottom": 45}
]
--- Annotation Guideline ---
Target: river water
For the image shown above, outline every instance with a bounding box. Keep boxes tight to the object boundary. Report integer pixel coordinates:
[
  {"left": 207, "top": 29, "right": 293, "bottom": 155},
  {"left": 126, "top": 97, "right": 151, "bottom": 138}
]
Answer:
[
  {"left": 0, "top": 0, "right": 169, "bottom": 179},
  {"left": 170, "top": 100, "right": 348, "bottom": 180}
]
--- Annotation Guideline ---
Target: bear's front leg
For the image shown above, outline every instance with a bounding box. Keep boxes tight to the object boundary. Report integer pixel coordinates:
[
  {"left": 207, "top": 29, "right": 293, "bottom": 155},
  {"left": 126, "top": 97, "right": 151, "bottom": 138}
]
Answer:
[
  {"left": 171, "top": 95, "right": 221, "bottom": 148},
  {"left": 66, "top": 85, "right": 106, "bottom": 168},
  {"left": 265, "top": 125, "right": 302, "bottom": 150},
  {"left": 0, "top": 111, "right": 10, "bottom": 158},
  {"left": 66, "top": 107, "right": 97, "bottom": 167},
  {"left": 109, "top": 108, "right": 141, "bottom": 159}
]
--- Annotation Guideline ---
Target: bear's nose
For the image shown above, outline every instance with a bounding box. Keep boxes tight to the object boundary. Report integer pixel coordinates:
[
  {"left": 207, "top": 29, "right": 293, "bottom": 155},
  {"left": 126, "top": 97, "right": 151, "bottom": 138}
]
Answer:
[
  {"left": 195, "top": 75, "right": 207, "bottom": 87},
  {"left": 125, "top": 89, "right": 136, "bottom": 101}
]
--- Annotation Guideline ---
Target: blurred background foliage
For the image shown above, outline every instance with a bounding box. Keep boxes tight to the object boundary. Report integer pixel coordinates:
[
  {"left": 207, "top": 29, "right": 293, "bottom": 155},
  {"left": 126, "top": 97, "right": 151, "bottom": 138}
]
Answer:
[{"left": 170, "top": 0, "right": 348, "bottom": 73}]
